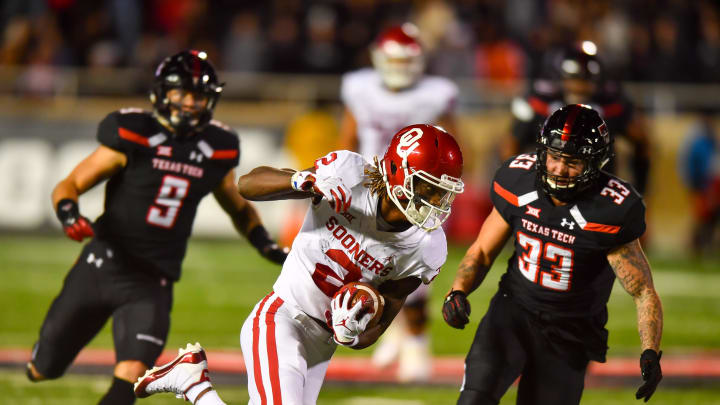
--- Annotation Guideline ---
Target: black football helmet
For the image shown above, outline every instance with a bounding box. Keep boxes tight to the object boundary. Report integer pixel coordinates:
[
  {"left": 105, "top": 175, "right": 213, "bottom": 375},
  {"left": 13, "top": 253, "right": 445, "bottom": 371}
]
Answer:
[
  {"left": 536, "top": 104, "right": 613, "bottom": 201},
  {"left": 551, "top": 42, "right": 604, "bottom": 82},
  {"left": 150, "top": 50, "right": 223, "bottom": 135}
]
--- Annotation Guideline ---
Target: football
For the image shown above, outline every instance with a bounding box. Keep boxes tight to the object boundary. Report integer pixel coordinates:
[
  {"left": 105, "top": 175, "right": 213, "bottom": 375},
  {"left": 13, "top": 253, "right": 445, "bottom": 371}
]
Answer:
[{"left": 341, "top": 281, "right": 385, "bottom": 330}]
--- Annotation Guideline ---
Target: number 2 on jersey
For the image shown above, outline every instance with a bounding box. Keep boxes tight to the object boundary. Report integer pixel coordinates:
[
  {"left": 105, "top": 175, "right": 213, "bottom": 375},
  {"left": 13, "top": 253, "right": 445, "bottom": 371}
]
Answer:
[
  {"left": 312, "top": 249, "right": 362, "bottom": 297},
  {"left": 517, "top": 231, "right": 574, "bottom": 291},
  {"left": 146, "top": 175, "right": 189, "bottom": 228}
]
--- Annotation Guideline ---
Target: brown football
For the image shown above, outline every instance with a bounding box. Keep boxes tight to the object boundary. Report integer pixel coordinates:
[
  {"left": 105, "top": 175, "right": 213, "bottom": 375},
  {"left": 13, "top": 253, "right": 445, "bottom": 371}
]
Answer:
[{"left": 343, "top": 281, "right": 385, "bottom": 330}]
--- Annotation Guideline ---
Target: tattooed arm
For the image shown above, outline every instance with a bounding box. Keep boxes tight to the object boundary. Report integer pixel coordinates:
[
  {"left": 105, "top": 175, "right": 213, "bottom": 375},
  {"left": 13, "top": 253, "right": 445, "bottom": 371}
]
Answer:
[
  {"left": 607, "top": 239, "right": 663, "bottom": 351},
  {"left": 450, "top": 207, "right": 512, "bottom": 295}
]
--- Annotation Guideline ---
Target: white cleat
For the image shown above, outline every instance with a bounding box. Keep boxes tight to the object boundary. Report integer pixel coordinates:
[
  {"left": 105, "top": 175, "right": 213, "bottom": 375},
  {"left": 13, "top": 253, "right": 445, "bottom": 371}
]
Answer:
[{"left": 134, "top": 342, "right": 210, "bottom": 400}]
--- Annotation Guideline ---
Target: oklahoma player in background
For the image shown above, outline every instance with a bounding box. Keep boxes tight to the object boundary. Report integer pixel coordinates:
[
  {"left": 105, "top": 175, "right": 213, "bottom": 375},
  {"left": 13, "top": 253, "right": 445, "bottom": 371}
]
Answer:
[
  {"left": 134, "top": 124, "right": 464, "bottom": 404},
  {"left": 338, "top": 22, "right": 459, "bottom": 381}
]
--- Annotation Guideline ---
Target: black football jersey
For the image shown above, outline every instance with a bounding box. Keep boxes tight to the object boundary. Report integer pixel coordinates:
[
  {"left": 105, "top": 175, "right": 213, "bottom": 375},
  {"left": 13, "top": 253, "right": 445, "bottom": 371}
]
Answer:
[
  {"left": 511, "top": 79, "right": 634, "bottom": 156},
  {"left": 93, "top": 108, "right": 240, "bottom": 280},
  {"left": 491, "top": 153, "right": 645, "bottom": 317}
]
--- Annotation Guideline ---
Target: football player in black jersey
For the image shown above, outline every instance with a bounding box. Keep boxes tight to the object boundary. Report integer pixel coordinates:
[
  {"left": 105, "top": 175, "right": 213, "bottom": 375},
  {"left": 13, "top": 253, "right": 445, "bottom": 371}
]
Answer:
[
  {"left": 500, "top": 43, "right": 652, "bottom": 196},
  {"left": 444, "top": 104, "right": 663, "bottom": 404},
  {"left": 26, "top": 50, "right": 288, "bottom": 405}
]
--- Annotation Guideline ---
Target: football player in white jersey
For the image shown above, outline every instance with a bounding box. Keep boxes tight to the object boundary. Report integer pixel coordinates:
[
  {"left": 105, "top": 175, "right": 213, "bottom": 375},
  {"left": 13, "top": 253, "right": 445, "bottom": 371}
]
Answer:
[
  {"left": 338, "top": 22, "right": 460, "bottom": 381},
  {"left": 134, "top": 124, "right": 464, "bottom": 404}
]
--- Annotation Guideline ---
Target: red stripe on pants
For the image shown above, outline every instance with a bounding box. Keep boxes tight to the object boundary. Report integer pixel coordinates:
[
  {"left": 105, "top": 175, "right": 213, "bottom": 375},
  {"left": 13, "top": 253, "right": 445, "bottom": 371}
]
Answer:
[
  {"left": 265, "top": 296, "right": 285, "bottom": 405},
  {"left": 252, "top": 292, "right": 273, "bottom": 404}
]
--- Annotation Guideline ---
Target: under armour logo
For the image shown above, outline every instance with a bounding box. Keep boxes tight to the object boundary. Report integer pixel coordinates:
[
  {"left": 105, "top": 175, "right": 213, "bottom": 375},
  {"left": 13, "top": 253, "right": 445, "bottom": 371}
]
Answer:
[
  {"left": 86, "top": 253, "right": 104, "bottom": 268},
  {"left": 561, "top": 218, "right": 575, "bottom": 230},
  {"left": 189, "top": 151, "right": 204, "bottom": 163},
  {"left": 525, "top": 205, "right": 541, "bottom": 219}
]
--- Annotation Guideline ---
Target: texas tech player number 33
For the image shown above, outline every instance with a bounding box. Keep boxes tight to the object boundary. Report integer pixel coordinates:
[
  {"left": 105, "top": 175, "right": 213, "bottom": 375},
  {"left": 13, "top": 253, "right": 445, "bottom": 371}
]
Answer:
[{"left": 443, "top": 104, "right": 663, "bottom": 405}]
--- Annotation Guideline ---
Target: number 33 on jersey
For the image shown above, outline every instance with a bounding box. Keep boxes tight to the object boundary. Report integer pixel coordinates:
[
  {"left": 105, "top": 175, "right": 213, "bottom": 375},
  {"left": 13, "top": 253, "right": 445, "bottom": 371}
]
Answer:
[{"left": 491, "top": 153, "right": 646, "bottom": 316}]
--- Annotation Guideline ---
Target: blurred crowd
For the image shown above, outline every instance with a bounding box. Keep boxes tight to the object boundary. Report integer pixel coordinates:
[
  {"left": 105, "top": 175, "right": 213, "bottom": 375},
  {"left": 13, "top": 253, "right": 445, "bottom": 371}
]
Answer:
[{"left": 1, "top": 0, "right": 719, "bottom": 84}]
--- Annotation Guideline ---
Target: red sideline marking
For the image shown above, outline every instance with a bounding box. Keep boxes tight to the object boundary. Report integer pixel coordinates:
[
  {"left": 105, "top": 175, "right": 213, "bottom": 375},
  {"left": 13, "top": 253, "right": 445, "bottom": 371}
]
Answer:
[{"left": 6, "top": 349, "right": 720, "bottom": 381}]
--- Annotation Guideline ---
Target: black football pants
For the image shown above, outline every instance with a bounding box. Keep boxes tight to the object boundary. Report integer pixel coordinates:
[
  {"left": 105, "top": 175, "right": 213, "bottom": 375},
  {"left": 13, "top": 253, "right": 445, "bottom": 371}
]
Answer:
[
  {"left": 31, "top": 238, "right": 173, "bottom": 378},
  {"left": 458, "top": 292, "right": 589, "bottom": 405}
]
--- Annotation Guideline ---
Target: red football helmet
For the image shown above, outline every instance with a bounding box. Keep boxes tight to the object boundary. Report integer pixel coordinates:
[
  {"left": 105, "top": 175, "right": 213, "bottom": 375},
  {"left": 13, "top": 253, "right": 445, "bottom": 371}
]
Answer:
[
  {"left": 371, "top": 23, "right": 425, "bottom": 90},
  {"left": 379, "top": 124, "right": 464, "bottom": 231}
]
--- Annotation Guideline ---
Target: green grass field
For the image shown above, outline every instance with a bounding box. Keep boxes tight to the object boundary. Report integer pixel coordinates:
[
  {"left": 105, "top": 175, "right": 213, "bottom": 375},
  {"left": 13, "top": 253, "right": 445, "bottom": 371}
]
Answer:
[{"left": 1, "top": 235, "right": 719, "bottom": 403}]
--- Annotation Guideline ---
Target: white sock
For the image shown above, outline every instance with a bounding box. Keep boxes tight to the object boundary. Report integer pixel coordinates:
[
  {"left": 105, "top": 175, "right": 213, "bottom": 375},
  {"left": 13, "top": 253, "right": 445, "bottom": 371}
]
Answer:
[
  {"left": 195, "top": 389, "right": 227, "bottom": 405},
  {"left": 185, "top": 381, "right": 212, "bottom": 403}
]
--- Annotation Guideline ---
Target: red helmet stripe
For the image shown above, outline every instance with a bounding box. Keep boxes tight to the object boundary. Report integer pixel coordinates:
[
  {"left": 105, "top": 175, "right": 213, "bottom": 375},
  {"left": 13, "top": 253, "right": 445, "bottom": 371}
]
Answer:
[
  {"left": 189, "top": 50, "right": 201, "bottom": 80},
  {"left": 561, "top": 104, "right": 582, "bottom": 141}
]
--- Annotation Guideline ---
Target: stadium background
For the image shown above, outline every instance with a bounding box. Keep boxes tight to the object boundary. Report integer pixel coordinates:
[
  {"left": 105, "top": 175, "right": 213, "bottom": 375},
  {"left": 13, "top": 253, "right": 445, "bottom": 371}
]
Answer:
[{"left": 1, "top": 0, "right": 719, "bottom": 404}]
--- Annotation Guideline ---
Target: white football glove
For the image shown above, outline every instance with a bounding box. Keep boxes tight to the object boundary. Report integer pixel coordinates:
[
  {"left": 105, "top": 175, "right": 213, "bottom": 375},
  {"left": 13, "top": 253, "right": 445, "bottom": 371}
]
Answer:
[
  {"left": 330, "top": 289, "right": 372, "bottom": 346},
  {"left": 290, "top": 171, "right": 352, "bottom": 213}
]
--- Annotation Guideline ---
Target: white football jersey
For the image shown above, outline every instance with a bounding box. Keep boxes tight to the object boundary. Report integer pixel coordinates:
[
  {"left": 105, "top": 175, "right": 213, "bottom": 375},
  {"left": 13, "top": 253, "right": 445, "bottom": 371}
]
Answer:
[
  {"left": 273, "top": 150, "right": 448, "bottom": 321},
  {"left": 341, "top": 68, "right": 458, "bottom": 160}
]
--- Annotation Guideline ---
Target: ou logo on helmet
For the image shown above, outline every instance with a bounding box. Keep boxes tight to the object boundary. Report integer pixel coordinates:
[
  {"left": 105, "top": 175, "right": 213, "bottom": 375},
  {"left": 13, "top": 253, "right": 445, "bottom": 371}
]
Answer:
[{"left": 396, "top": 127, "right": 423, "bottom": 161}]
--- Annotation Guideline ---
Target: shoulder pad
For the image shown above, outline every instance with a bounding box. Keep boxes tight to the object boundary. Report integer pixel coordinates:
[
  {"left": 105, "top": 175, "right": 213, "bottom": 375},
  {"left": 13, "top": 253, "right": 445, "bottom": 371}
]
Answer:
[{"left": 570, "top": 173, "right": 645, "bottom": 244}]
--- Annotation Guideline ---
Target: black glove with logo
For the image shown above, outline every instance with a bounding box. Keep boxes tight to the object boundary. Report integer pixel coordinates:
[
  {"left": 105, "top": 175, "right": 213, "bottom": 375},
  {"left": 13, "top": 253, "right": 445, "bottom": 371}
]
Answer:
[
  {"left": 636, "top": 349, "right": 662, "bottom": 402},
  {"left": 442, "top": 290, "right": 471, "bottom": 329},
  {"left": 249, "top": 225, "right": 289, "bottom": 265},
  {"left": 56, "top": 199, "right": 94, "bottom": 242}
]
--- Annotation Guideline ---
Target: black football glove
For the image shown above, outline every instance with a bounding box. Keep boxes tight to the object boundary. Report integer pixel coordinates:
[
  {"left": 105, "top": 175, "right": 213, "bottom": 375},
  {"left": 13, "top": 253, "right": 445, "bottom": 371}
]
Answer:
[
  {"left": 248, "top": 225, "right": 289, "bottom": 265},
  {"left": 56, "top": 199, "right": 94, "bottom": 242},
  {"left": 636, "top": 349, "right": 662, "bottom": 402},
  {"left": 442, "top": 290, "right": 471, "bottom": 329}
]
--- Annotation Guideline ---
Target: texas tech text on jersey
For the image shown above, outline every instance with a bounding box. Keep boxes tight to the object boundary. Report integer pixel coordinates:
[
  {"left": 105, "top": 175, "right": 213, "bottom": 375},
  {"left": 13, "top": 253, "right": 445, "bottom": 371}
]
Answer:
[
  {"left": 94, "top": 108, "right": 239, "bottom": 280},
  {"left": 491, "top": 153, "right": 645, "bottom": 317}
]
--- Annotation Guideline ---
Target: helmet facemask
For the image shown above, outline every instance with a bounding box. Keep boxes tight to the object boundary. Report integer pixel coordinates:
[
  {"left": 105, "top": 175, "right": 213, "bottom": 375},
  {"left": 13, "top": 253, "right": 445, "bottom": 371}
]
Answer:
[
  {"left": 150, "top": 51, "right": 223, "bottom": 137},
  {"left": 371, "top": 23, "right": 425, "bottom": 90},
  {"left": 536, "top": 138, "right": 611, "bottom": 202},
  {"left": 372, "top": 48, "right": 424, "bottom": 90},
  {"left": 535, "top": 104, "right": 613, "bottom": 202},
  {"left": 381, "top": 160, "right": 464, "bottom": 232}
]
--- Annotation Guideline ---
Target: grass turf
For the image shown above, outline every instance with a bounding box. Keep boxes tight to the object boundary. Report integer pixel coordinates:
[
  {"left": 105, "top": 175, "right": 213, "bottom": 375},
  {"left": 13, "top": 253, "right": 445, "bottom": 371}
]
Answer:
[
  {"left": 2, "top": 369, "right": 720, "bottom": 405},
  {"left": 1, "top": 235, "right": 718, "bottom": 403},
  {"left": 2, "top": 235, "right": 718, "bottom": 356}
]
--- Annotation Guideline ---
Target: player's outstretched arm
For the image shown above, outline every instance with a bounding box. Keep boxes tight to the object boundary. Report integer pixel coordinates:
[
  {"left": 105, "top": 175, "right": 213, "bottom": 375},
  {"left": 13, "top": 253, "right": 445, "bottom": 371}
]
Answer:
[
  {"left": 449, "top": 208, "right": 511, "bottom": 295},
  {"left": 443, "top": 207, "right": 511, "bottom": 329},
  {"left": 237, "top": 166, "right": 314, "bottom": 201},
  {"left": 239, "top": 165, "right": 352, "bottom": 213},
  {"left": 607, "top": 239, "right": 663, "bottom": 402},
  {"left": 214, "top": 169, "right": 288, "bottom": 265}
]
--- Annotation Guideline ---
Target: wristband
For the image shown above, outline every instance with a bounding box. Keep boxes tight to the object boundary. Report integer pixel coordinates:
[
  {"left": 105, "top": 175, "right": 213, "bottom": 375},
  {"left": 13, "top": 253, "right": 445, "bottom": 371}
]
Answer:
[
  {"left": 290, "top": 171, "right": 314, "bottom": 192},
  {"left": 56, "top": 198, "right": 80, "bottom": 225},
  {"left": 248, "top": 225, "right": 273, "bottom": 251}
]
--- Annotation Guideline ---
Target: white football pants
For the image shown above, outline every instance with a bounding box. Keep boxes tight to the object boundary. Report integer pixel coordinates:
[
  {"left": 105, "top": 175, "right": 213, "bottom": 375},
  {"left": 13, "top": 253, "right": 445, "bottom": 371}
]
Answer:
[{"left": 240, "top": 291, "right": 336, "bottom": 405}]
